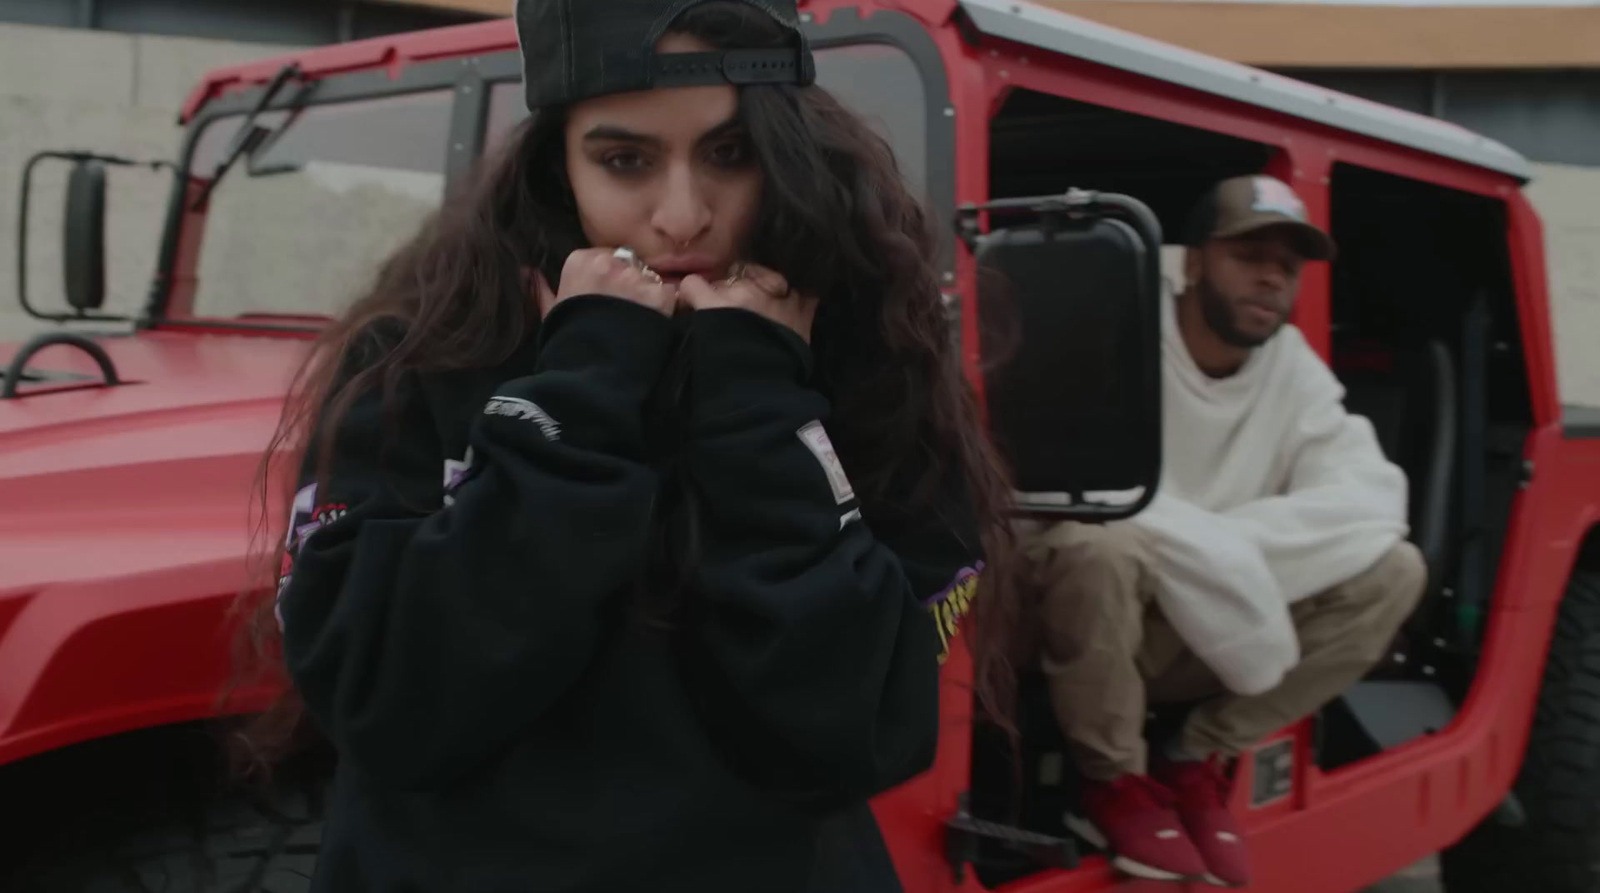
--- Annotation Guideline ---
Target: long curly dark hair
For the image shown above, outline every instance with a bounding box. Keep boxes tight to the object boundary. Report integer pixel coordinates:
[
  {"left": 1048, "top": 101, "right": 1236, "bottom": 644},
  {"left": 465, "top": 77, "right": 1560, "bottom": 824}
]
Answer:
[{"left": 232, "top": 1, "right": 1023, "bottom": 773}]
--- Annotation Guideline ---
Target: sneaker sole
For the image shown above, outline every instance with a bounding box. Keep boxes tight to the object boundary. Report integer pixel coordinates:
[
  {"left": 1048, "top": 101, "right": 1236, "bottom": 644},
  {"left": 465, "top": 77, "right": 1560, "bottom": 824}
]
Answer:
[{"left": 1062, "top": 813, "right": 1190, "bottom": 883}]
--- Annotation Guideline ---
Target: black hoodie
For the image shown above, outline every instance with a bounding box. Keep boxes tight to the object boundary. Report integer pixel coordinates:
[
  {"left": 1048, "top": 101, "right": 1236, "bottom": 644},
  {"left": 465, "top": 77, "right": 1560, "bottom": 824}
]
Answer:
[{"left": 277, "top": 296, "right": 983, "bottom": 893}]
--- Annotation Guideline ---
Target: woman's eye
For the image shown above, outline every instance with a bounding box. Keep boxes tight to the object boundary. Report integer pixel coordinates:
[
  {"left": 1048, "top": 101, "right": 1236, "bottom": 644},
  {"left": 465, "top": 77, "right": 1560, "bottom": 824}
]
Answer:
[
  {"left": 601, "top": 151, "right": 647, "bottom": 173},
  {"left": 707, "top": 140, "right": 752, "bottom": 167}
]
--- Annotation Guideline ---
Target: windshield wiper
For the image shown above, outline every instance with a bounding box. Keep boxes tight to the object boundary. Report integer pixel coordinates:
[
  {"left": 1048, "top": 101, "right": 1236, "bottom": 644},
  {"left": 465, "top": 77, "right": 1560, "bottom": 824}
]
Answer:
[{"left": 189, "top": 63, "right": 307, "bottom": 210}]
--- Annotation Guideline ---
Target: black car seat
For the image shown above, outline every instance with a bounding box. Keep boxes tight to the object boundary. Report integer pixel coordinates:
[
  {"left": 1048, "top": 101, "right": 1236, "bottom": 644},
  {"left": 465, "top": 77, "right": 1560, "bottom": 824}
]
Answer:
[{"left": 1334, "top": 338, "right": 1457, "bottom": 668}]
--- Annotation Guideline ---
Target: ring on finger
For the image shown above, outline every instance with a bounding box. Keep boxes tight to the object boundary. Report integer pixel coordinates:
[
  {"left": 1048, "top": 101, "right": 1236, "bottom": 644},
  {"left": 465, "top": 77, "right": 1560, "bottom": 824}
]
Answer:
[{"left": 613, "top": 246, "right": 663, "bottom": 284}]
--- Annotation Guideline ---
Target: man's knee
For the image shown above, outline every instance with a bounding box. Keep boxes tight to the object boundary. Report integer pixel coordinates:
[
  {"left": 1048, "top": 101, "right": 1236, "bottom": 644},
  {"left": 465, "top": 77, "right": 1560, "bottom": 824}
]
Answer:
[
  {"left": 1310, "top": 541, "right": 1428, "bottom": 663},
  {"left": 1353, "top": 541, "right": 1428, "bottom": 617},
  {"left": 1023, "top": 521, "right": 1151, "bottom": 595},
  {"left": 1021, "top": 521, "right": 1154, "bottom": 640}
]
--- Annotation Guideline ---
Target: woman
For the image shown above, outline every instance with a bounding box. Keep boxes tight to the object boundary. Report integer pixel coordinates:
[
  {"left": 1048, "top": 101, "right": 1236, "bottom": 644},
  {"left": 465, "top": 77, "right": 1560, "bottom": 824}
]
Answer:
[{"left": 247, "top": 0, "right": 1019, "bottom": 890}]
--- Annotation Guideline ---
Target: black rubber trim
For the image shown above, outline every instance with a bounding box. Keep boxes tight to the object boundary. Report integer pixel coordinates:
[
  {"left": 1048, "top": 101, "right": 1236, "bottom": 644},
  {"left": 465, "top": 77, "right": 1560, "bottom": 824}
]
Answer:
[
  {"left": 444, "top": 67, "right": 492, "bottom": 199},
  {"left": 806, "top": 8, "right": 958, "bottom": 278},
  {"left": 2, "top": 331, "right": 120, "bottom": 399},
  {"left": 1565, "top": 405, "right": 1600, "bottom": 439}
]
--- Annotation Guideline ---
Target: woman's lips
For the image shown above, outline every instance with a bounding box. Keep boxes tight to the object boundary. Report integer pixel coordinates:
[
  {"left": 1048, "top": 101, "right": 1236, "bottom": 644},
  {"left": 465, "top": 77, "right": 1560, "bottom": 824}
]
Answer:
[{"left": 647, "top": 254, "right": 721, "bottom": 279}]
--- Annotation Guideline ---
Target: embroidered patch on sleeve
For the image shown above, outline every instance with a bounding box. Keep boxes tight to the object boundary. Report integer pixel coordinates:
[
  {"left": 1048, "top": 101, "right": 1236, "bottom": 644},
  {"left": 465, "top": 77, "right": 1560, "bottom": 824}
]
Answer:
[
  {"left": 442, "top": 446, "right": 475, "bottom": 507},
  {"left": 796, "top": 421, "right": 856, "bottom": 505},
  {"left": 275, "top": 484, "right": 348, "bottom": 630},
  {"left": 926, "top": 562, "right": 984, "bottom": 665},
  {"left": 274, "top": 483, "right": 320, "bottom": 630},
  {"left": 484, "top": 395, "right": 561, "bottom": 441}
]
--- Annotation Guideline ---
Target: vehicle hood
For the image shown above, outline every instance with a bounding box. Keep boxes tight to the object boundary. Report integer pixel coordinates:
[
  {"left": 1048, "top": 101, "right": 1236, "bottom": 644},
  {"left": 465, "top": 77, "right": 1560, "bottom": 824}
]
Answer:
[{"left": 0, "top": 331, "right": 313, "bottom": 591}]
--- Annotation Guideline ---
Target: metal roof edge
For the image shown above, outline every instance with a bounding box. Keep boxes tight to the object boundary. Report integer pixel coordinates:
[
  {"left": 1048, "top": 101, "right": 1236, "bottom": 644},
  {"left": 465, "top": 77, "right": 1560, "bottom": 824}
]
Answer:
[{"left": 958, "top": 0, "right": 1533, "bottom": 182}]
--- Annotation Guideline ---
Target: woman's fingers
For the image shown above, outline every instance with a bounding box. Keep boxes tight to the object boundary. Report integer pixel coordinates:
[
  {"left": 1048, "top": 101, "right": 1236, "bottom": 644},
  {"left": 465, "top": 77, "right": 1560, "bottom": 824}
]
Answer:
[
  {"left": 681, "top": 265, "right": 817, "bottom": 343},
  {"left": 553, "top": 248, "right": 677, "bottom": 316},
  {"left": 741, "top": 264, "right": 790, "bottom": 299}
]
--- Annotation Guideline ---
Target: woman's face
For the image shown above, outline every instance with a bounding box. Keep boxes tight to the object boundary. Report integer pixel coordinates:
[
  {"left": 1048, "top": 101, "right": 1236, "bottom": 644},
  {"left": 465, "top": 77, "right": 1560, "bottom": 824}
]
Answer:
[{"left": 564, "top": 33, "right": 763, "bottom": 285}]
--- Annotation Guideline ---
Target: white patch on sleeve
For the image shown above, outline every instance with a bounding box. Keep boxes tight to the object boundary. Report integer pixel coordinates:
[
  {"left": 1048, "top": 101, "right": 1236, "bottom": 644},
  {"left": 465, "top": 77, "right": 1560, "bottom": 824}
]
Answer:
[
  {"left": 442, "top": 446, "right": 475, "bottom": 507},
  {"left": 484, "top": 396, "right": 561, "bottom": 441},
  {"left": 797, "top": 421, "right": 856, "bottom": 505},
  {"left": 839, "top": 508, "right": 863, "bottom": 530}
]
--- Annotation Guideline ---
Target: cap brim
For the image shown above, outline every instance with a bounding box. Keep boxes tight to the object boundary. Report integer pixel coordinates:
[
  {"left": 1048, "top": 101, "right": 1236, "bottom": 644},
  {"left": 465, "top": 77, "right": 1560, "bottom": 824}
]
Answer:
[{"left": 1215, "top": 215, "right": 1336, "bottom": 261}]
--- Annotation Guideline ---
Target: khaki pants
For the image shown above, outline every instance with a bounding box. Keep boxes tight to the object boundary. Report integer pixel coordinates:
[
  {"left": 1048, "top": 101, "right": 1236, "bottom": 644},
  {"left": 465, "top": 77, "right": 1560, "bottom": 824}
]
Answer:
[{"left": 1023, "top": 521, "right": 1427, "bottom": 781}]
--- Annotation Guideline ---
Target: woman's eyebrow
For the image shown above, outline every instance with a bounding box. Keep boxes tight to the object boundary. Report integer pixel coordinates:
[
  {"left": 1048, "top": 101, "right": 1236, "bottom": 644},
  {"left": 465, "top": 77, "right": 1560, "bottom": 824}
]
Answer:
[
  {"left": 582, "top": 125, "right": 660, "bottom": 147},
  {"left": 695, "top": 116, "right": 744, "bottom": 145},
  {"left": 582, "top": 115, "right": 744, "bottom": 148}
]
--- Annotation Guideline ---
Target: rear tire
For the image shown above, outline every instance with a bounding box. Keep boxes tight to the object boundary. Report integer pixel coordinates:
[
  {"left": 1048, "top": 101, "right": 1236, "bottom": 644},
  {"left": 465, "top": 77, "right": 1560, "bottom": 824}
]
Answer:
[
  {"left": 1440, "top": 568, "right": 1600, "bottom": 893},
  {"left": 0, "top": 723, "right": 326, "bottom": 893}
]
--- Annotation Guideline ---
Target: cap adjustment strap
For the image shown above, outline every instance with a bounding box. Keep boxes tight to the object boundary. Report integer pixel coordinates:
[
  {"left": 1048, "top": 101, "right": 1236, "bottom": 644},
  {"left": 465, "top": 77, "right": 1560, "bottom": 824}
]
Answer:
[{"left": 653, "top": 48, "right": 813, "bottom": 87}]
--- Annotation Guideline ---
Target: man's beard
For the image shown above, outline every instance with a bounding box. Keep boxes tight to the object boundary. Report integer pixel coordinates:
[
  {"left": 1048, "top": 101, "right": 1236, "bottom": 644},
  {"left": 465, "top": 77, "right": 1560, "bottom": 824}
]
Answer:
[{"left": 1196, "top": 274, "right": 1280, "bottom": 349}]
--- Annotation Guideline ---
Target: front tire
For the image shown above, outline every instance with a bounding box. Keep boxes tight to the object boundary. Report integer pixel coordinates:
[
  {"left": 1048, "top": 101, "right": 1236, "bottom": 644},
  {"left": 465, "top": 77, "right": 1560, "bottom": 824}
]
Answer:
[
  {"left": 1441, "top": 568, "right": 1600, "bottom": 893},
  {"left": 0, "top": 723, "right": 326, "bottom": 893}
]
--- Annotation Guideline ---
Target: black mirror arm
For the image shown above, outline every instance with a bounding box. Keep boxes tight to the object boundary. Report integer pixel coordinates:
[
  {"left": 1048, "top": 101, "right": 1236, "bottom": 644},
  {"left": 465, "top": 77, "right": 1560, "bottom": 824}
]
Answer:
[
  {"left": 957, "top": 189, "right": 1163, "bottom": 250},
  {"left": 17, "top": 150, "right": 171, "bottom": 324}
]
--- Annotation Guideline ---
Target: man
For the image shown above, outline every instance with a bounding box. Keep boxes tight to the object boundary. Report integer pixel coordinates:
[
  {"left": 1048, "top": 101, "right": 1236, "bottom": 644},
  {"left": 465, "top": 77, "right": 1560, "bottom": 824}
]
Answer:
[{"left": 1024, "top": 175, "right": 1426, "bottom": 887}]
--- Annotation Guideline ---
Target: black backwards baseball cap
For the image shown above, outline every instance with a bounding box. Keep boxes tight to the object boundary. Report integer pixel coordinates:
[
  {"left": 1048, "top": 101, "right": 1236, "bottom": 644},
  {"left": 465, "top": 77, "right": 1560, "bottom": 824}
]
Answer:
[{"left": 515, "top": 0, "right": 816, "bottom": 111}]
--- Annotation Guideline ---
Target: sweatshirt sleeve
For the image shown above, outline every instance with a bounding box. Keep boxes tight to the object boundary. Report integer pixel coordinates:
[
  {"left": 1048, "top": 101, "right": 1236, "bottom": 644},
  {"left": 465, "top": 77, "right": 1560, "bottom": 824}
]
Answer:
[
  {"left": 677, "top": 308, "right": 982, "bottom": 810},
  {"left": 1127, "top": 492, "right": 1299, "bottom": 696},
  {"left": 277, "top": 297, "right": 677, "bottom": 790},
  {"left": 1221, "top": 345, "right": 1410, "bottom": 602}
]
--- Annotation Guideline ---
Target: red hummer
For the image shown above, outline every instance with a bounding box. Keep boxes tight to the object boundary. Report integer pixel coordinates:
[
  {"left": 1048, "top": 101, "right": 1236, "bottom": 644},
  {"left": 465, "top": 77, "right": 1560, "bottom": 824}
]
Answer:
[{"left": 4, "top": 1, "right": 1598, "bottom": 891}]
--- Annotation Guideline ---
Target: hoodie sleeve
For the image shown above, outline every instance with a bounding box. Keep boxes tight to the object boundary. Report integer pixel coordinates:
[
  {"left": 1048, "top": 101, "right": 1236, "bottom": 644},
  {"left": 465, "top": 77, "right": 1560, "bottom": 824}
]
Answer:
[
  {"left": 677, "top": 308, "right": 983, "bottom": 810},
  {"left": 277, "top": 297, "right": 676, "bottom": 790},
  {"left": 1126, "top": 491, "right": 1299, "bottom": 696},
  {"left": 1221, "top": 342, "right": 1410, "bottom": 602}
]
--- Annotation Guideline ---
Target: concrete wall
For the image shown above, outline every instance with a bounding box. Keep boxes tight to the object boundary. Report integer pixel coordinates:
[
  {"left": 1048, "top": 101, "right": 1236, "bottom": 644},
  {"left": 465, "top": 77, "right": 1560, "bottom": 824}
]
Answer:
[
  {"left": 1527, "top": 162, "right": 1600, "bottom": 409},
  {"left": 0, "top": 21, "right": 299, "bottom": 342}
]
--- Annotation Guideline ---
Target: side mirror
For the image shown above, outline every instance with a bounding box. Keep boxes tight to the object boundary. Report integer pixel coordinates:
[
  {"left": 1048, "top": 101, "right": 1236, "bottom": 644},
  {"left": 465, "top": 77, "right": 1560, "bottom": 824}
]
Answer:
[
  {"left": 17, "top": 150, "right": 165, "bottom": 324},
  {"left": 964, "top": 190, "right": 1164, "bottom": 521},
  {"left": 62, "top": 159, "right": 108, "bottom": 312}
]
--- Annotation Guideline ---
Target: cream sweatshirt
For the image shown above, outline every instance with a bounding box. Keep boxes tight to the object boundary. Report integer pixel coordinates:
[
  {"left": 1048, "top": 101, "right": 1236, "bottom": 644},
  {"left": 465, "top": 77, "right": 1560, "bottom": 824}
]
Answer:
[{"left": 1126, "top": 296, "right": 1410, "bottom": 695}]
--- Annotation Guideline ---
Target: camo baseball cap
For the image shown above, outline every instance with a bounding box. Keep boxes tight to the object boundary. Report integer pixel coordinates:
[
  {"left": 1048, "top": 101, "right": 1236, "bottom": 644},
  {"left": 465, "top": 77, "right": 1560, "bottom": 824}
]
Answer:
[
  {"left": 1183, "top": 174, "right": 1336, "bottom": 261},
  {"left": 515, "top": 0, "right": 816, "bottom": 112}
]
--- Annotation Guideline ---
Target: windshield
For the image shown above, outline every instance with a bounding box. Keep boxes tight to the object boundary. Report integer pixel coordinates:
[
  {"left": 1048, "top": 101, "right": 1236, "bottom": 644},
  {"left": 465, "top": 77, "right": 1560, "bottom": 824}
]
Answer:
[
  {"left": 174, "top": 43, "right": 928, "bottom": 323},
  {"left": 184, "top": 90, "right": 452, "bottom": 321}
]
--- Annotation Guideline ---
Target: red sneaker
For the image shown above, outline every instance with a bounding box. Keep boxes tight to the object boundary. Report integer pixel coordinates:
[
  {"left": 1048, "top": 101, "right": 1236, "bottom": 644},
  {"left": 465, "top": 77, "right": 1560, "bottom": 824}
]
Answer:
[
  {"left": 1065, "top": 774, "right": 1209, "bottom": 882},
  {"left": 1154, "top": 757, "right": 1252, "bottom": 888}
]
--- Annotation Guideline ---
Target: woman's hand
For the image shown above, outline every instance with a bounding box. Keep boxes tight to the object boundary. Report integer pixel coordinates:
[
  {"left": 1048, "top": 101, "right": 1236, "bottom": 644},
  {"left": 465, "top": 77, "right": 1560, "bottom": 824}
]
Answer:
[
  {"left": 679, "top": 264, "right": 819, "bottom": 343},
  {"left": 532, "top": 248, "right": 679, "bottom": 318}
]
